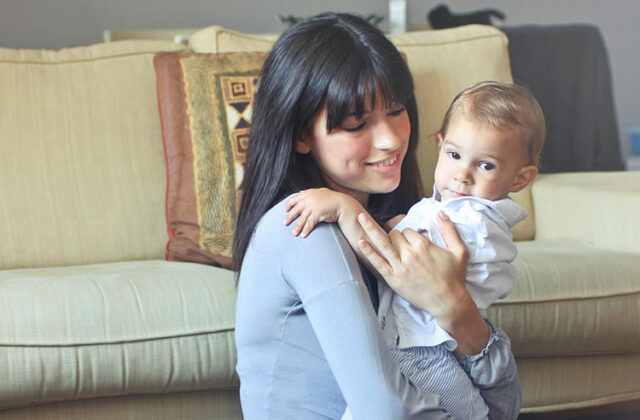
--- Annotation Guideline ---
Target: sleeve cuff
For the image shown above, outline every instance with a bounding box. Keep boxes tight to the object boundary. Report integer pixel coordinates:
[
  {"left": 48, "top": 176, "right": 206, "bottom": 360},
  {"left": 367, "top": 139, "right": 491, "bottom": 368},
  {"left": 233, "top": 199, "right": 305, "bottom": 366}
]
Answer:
[{"left": 455, "top": 318, "right": 501, "bottom": 366}]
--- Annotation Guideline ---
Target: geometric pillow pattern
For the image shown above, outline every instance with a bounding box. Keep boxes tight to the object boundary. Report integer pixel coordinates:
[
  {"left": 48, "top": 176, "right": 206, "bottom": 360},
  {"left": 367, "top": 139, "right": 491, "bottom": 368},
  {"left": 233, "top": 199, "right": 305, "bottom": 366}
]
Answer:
[{"left": 154, "top": 51, "right": 266, "bottom": 268}]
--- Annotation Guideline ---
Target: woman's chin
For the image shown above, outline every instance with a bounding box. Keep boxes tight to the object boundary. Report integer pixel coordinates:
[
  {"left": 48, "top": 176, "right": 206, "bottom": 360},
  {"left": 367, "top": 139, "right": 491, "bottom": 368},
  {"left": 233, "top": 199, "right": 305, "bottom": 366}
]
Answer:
[{"left": 371, "top": 177, "right": 402, "bottom": 195}]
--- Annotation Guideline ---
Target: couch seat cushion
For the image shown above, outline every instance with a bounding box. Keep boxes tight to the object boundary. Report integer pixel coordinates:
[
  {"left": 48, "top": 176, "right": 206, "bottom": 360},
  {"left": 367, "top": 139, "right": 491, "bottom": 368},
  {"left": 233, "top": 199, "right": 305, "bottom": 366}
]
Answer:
[
  {"left": 0, "top": 260, "right": 238, "bottom": 409},
  {"left": 488, "top": 240, "right": 640, "bottom": 357}
]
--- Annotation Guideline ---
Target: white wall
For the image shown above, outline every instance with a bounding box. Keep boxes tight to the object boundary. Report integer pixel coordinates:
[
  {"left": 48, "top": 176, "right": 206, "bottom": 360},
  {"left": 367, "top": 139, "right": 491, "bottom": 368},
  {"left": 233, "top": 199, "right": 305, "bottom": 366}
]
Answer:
[
  {"left": 1, "top": 0, "right": 637, "bottom": 158},
  {"left": 0, "top": 0, "right": 386, "bottom": 48}
]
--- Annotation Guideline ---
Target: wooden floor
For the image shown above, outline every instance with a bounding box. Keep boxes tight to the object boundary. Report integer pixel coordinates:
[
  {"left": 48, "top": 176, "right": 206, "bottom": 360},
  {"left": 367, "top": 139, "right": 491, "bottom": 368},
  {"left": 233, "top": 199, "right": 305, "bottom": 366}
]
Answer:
[{"left": 518, "top": 401, "right": 640, "bottom": 419}]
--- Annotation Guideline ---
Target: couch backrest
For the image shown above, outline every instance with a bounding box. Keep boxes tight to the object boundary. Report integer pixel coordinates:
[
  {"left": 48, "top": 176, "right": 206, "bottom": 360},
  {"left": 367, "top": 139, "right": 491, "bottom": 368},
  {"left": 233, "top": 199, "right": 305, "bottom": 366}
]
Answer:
[
  {"left": 0, "top": 26, "right": 534, "bottom": 270},
  {"left": 0, "top": 41, "right": 183, "bottom": 269},
  {"left": 188, "top": 24, "right": 535, "bottom": 241}
]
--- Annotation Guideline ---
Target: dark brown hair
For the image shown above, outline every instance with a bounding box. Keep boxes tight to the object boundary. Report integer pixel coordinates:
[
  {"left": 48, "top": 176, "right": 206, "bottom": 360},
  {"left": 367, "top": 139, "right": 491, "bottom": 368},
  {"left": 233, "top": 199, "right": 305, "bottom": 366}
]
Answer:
[{"left": 232, "top": 12, "right": 423, "bottom": 271}]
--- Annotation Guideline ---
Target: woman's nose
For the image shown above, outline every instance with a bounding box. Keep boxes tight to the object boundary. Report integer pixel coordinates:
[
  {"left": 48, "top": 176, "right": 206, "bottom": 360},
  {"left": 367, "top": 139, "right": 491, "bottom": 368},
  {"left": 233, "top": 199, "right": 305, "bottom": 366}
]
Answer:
[{"left": 373, "top": 121, "right": 402, "bottom": 151}]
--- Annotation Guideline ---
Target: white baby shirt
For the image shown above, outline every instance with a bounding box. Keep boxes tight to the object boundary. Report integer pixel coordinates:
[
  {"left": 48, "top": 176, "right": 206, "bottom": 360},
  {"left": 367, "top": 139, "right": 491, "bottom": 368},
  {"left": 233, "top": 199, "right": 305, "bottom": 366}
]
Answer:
[{"left": 378, "top": 191, "right": 527, "bottom": 350}]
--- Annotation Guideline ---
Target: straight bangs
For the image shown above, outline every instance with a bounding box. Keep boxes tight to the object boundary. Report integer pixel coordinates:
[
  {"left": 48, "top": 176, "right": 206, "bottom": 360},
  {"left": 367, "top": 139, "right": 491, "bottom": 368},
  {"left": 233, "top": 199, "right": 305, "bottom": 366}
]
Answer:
[{"left": 324, "top": 48, "right": 414, "bottom": 133}]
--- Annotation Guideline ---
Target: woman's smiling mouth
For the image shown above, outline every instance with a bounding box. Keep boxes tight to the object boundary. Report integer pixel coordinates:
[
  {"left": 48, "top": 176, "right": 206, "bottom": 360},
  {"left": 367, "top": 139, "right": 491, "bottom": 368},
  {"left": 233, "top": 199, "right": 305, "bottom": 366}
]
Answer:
[{"left": 367, "top": 155, "right": 398, "bottom": 168}]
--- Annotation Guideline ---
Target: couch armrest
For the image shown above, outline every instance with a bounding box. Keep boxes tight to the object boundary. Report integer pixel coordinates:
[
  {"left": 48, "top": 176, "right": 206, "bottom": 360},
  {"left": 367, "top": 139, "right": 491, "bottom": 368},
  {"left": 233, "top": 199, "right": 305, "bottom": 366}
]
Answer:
[{"left": 532, "top": 172, "right": 640, "bottom": 253}]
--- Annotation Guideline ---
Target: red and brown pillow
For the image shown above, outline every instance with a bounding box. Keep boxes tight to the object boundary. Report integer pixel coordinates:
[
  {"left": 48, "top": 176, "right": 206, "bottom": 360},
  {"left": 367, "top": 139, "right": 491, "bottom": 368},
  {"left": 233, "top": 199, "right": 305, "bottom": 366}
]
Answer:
[{"left": 154, "top": 51, "right": 267, "bottom": 268}]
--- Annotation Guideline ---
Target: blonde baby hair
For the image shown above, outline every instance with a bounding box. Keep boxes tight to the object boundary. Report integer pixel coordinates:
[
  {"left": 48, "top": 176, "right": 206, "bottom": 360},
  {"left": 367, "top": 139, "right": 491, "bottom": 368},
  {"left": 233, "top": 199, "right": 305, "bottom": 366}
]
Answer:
[{"left": 439, "top": 81, "right": 546, "bottom": 167}]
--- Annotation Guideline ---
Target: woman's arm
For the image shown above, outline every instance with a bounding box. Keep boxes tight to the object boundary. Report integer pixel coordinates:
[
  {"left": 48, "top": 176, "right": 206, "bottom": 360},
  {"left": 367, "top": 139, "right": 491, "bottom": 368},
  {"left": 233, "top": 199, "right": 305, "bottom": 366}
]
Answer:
[
  {"left": 356, "top": 210, "right": 522, "bottom": 418},
  {"left": 268, "top": 198, "right": 452, "bottom": 419}
]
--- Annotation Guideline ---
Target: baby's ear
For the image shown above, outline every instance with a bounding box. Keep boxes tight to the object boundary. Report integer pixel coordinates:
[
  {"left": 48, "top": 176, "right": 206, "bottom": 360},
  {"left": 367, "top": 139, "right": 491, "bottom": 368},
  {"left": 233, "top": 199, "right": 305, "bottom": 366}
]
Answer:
[
  {"left": 435, "top": 132, "right": 444, "bottom": 152},
  {"left": 510, "top": 165, "right": 538, "bottom": 193}
]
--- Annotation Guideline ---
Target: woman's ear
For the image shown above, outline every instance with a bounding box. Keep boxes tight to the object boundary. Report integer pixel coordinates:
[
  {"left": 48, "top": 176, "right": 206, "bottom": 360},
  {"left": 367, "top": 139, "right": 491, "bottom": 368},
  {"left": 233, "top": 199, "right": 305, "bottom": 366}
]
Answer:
[
  {"left": 295, "top": 134, "right": 312, "bottom": 154},
  {"left": 510, "top": 165, "right": 539, "bottom": 193}
]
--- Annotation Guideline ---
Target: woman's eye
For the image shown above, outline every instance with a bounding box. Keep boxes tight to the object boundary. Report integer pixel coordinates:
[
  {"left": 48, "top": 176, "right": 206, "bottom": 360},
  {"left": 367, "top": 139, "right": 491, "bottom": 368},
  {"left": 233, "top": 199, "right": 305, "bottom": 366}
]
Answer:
[
  {"left": 479, "top": 161, "right": 496, "bottom": 170},
  {"left": 342, "top": 122, "right": 366, "bottom": 132},
  {"left": 447, "top": 151, "right": 460, "bottom": 160},
  {"left": 389, "top": 106, "right": 406, "bottom": 116}
]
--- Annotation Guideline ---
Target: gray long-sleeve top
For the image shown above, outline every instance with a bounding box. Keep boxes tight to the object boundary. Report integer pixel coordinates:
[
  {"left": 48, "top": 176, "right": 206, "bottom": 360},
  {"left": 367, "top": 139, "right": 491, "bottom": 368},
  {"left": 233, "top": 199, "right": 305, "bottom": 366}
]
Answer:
[{"left": 235, "top": 197, "right": 521, "bottom": 419}]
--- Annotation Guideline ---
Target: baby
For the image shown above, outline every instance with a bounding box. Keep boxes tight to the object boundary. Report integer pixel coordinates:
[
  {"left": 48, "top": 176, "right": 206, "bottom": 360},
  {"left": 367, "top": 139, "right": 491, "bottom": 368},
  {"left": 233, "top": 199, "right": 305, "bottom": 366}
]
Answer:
[{"left": 285, "top": 81, "right": 545, "bottom": 419}]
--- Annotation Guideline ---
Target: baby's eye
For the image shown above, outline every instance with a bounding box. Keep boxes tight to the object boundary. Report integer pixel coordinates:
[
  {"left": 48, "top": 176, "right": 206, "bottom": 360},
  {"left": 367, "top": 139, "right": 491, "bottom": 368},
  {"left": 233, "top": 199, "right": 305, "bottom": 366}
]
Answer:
[
  {"left": 447, "top": 151, "right": 461, "bottom": 160},
  {"left": 479, "top": 161, "right": 496, "bottom": 171}
]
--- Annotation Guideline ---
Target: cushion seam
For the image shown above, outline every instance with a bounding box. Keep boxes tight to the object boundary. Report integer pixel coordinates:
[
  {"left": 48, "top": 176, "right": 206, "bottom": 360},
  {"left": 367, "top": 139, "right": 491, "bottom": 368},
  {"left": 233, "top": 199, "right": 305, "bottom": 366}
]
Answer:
[
  {"left": 393, "top": 33, "right": 507, "bottom": 48},
  {"left": 0, "top": 51, "right": 169, "bottom": 65},
  {"left": 0, "top": 327, "right": 235, "bottom": 347},
  {"left": 495, "top": 289, "right": 640, "bottom": 305}
]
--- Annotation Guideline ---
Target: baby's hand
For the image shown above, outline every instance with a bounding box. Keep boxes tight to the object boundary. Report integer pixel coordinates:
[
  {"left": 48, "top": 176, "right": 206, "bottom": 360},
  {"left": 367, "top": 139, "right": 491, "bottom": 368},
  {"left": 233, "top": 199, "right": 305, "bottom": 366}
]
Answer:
[
  {"left": 384, "top": 214, "right": 406, "bottom": 232},
  {"left": 285, "top": 188, "right": 345, "bottom": 237}
]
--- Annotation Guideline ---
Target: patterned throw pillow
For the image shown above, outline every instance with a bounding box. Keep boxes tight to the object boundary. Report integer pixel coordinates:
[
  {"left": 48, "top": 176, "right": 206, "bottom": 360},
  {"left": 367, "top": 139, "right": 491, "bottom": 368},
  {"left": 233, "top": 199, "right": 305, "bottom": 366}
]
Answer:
[{"left": 154, "top": 52, "right": 267, "bottom": 268}]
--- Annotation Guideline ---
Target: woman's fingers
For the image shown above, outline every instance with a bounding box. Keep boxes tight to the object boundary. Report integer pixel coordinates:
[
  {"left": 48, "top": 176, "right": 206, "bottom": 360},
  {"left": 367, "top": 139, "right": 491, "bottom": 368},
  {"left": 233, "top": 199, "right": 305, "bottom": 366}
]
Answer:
[
  {"left": 436, "top": 211, "right": 469, "bottom": 263},
  {"left": 357, "top": 212, "right": 400, "bottom": 263},
  {"left": 401, "top": 228, "right": 434, "bottom": 260},
  {"left": 357, "top": 239, "right": 393, "bottom": 280}
]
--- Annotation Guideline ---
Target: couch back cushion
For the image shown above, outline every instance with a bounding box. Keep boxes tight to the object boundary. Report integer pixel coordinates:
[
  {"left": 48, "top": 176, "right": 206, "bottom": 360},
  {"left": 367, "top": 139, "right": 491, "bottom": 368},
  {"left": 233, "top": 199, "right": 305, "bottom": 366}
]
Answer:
[
  {"left": 188, "top": 25, "right": 535, "bottom": 241},
  {"left": 0, "top": 41, "right": 183, "bottom": 269}
]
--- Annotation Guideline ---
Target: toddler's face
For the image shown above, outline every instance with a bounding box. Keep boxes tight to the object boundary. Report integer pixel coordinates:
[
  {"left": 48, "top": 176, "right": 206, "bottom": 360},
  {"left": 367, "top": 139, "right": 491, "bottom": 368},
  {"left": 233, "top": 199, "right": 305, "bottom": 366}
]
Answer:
[{"left": 434, "top": 114, "right": 535, "bottom": 202}]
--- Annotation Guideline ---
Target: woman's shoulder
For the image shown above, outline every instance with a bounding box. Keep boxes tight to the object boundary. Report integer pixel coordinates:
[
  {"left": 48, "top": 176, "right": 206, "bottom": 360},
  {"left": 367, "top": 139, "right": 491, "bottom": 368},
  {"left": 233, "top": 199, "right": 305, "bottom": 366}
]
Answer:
[
  {"left": 253, "top": 195, "right": 296, "bottom": 240},
  {"left": 248, "top": 195, "right": 363, "bottom": 293}
]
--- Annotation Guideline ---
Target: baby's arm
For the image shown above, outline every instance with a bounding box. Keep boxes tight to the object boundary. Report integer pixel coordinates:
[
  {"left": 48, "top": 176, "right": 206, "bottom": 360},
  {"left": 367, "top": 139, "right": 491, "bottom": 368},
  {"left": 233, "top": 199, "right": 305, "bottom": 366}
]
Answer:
[
  {"left": 285, "top": 188, "right": 407, "bottom": 281},
  {"left": 285, "top": 188, "right": 367, "bottom": 249}
]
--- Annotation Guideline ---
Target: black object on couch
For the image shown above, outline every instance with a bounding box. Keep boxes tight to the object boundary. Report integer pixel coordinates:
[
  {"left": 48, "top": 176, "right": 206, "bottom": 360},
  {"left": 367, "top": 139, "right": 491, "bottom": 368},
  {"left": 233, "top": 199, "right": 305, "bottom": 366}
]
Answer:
[{"left": 501, "top": 24, "right": 624, "bottom": 173}]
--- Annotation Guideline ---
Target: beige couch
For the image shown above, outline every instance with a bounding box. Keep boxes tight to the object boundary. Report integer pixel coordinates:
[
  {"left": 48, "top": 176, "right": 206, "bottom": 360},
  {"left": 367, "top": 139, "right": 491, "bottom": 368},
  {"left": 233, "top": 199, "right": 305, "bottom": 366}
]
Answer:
[{"left": 0, "top": 24, "right": 638, "bottom": 418}]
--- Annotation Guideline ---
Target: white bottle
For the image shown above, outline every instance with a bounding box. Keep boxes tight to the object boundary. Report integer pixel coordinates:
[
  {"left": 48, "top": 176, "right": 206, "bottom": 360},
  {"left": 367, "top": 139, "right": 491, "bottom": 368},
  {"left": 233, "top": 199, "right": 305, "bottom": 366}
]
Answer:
[{"left": 388, "top": 0, "right": 407, "bottom": 33}]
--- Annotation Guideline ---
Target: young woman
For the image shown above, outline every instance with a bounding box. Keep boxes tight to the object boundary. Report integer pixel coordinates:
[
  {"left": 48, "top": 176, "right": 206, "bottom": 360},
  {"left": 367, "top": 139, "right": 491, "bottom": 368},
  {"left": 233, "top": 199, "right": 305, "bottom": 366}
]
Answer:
[{"left": 232, "top": 12, "right": 521, "bottom": 419}]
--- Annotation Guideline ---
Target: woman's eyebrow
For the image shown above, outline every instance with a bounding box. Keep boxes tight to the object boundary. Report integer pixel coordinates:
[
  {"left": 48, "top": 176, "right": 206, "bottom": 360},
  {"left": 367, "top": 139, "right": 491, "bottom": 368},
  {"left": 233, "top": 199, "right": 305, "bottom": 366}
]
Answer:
[{"left": 346, "top": 109, "right": 372, "bottom": 117}]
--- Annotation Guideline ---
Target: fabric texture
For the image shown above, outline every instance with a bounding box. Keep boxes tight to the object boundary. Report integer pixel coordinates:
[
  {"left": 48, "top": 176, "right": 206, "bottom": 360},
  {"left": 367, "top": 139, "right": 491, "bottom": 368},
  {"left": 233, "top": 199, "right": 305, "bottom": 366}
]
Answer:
[
  {"left": 188, "top": 26, "right": 278, "bottom": 53},
  {"left": 0, "top": 41, "right": 184, "bottom": 270},
  {"left": 517, "top": 354, "right": 640, "bottom": 413},
  {"left": 154, "top": 51, "right": 267, "bottom": 267},
  {"left": 0, "top": 391, "right": 241, "bottom": 420},
  {"left": 381, "top": 194, "right": 526, "bottom": 350},
  {"left": 391, "top": 344, "right": 489, "bottom": 420},
  {"left": 187, "top": 24, "right": 536, "bottom": 242},
  {"left": 501, "top": 24, "right": 623, "bottom": 173},
  {"left": 531, "top": 172, "right": 640, "bottom": 253},
  {"left": 235, "top": 197, "right": 521, "bottom": 419},
  {"left": 0, "top": 260, "right": 238, "bottom": 409},
  {"left": 488, "top": 239, "right": 640, "bottom": 357}
]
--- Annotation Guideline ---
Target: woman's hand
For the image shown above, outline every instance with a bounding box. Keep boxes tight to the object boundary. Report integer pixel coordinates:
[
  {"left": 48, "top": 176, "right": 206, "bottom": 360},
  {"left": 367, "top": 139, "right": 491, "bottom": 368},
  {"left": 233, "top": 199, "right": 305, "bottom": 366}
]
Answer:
[{"left": 357, "top": 211, "right": 490, "bottom": 355}]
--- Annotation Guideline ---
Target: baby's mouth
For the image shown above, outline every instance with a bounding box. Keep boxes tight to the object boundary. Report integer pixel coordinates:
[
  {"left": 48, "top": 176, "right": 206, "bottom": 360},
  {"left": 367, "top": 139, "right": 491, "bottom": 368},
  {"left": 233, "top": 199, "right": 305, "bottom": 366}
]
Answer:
[{"left": 448, "top": 190, "right": 469, "bottom": 198}]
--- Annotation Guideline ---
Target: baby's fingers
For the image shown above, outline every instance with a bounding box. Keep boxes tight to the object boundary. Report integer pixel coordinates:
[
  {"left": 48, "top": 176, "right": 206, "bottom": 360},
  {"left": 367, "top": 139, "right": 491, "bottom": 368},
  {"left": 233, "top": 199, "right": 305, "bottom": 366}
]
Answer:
[
  {"left": 292, "top": 211, "right": 317, "bottom": 237},
  {"left": 285, "top": 193, "right": 302, "bottom": 212},
  {"left": 284, "top": 204, "right": 303, "bottom": 226},
  {"left": 300, "top": 217, "right": 318, "bottom": 238}
]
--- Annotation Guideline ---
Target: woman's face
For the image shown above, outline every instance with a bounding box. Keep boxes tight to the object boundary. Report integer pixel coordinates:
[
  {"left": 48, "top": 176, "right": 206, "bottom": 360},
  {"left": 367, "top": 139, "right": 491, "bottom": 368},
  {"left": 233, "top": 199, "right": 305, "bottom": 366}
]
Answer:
[{"left": 296, "top": 101, "right": 411, "bottom": 206}]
